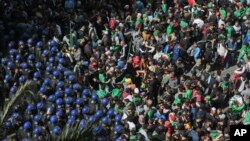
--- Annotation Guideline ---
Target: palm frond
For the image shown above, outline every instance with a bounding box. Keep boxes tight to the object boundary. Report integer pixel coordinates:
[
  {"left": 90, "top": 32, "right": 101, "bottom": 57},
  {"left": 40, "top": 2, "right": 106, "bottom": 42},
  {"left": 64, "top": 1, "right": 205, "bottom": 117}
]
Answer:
[{"left": 1, "top": 81, "right": 38, "bottom": 123}]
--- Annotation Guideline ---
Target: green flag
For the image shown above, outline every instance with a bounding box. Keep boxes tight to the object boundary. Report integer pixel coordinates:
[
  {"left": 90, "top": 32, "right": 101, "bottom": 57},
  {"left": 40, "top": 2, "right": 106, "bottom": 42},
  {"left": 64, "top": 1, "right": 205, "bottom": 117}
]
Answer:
[
  {"left": 112, "top": 88, "right": 121, "bottom": 98},
  {"left": 162, "top": 4, "right": 167, "bottom": 13},
  {"left": 184, "top": 89, "right": 192, "bottom": 99},
  {"left": 69, "top": 22, "right": 75, "bottom": 47},
  {"left": 243, "top": 111, "right": 250, "bottom": 125}
]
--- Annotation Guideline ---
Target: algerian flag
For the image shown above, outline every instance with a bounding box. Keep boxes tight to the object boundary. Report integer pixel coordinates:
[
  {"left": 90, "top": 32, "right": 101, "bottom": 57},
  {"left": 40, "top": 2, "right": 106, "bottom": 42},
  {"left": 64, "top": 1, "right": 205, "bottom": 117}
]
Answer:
[
  {"left": 180, "top": 20, "right": 188, "bottom": 28},
  {"left": 162, "top": 4, "right": 167, "bottom": 13},
  {"left": 174, "top": 94, "right": 181, "bottom": 104},
  {"left": 184, "top": 89, "right": 192, "bottom": 99},
  {"left": 112, "top": 88, "right": 121, "bottom": 98},
  {"left": 244, "top": 111, "right": 250, "bottom": 125},
  {"left": 161, "top": 53, "right": 171, "bottom": 61},
  {"left": 166, "top": 25, "right": 173, "bottom": 37},
  {"left": 229, "top": 95, "right": 245, "bottom": 114},
  {"left": 96, "top": 89, "right": 107, "bottom": 99},
  {"left": 69, "top": 22, "right": 76, "bottom": 48}
]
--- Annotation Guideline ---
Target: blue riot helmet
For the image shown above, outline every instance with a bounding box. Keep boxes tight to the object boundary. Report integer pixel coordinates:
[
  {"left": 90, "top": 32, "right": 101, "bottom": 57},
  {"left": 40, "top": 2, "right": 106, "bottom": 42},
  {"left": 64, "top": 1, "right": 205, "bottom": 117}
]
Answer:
[
  {"left": 115, "top": 114, "right": 122, "bottom": 122},
  {"left": 59, "top": 58, "right": 65, "bottom": 65},
  {"left": 65, "top": 97, "right": 73, "bottom": 105},
  {"left": 82, "top": 107, "right": 89, "bottom": 114},
  {"left": 9, "top": 49, "right": 16, "bottom": 57},
  {"left": 21, "top": 62, "right": 28, "bottom": 70},
  {"left": 4, "top": 121, "right": 12, "bottom": 128},
  {"left": 8, "top": 41, "right": 15, "bottom": 49},
  {"left": 33, "top": 126, "right": 42, "bottom": 135},
  {"left": 64, "top": 87, "right": 72, "bottom": 95},
  {"left": 91, "top": 93, "right": 98, "bottom": 101},
  {"left": 34, "top": 114, "right": 41, "bottom": 122},
  {"left": 23, "top": 121, "right": 31, "bottom": 130},
  {"left": 53, "top": 126, "right": 61, "bottom": 135},
  {"left": 76, "top": 98, "right": 83, "bottom": 105},
  {"left": 64, "top": 70, "right": 72, "bottom": 78},
  {"left": 43, "top": 78, "right": 51, "bottom": 86},
  {"left": 114, "top": 125, "right": 123, "bottom": 133},
  {"left": 39, "top": 86, "right": 47, "bottom": 94},
  {"left": 46, "top": 66, "right": 53, "bottom": 73},
  {"left": 82, "top": 89, "right": 90, "bottom": 97},
  {"left": 107, "top": 108, "right": 115, "bottom": 117},
  {"left": 10, "top": 86, "right": 17, "bottom": 94},
  {"left": 56, "top": 109, "right": 63, "bottom": 117},
  {"left": 49, "top": 57, "right": 55, "bottom": 63},
  {"left": 53, "top": 70, "right": 60, "bottom": 78},
  {"left": 27, "top": 38, "right": 33, "bottom": 46},
  {"left": 48, "top": 95, "right": 56, "bottom": 102},
  {"left": 67, "top": 117, "right": 75, "bottom": 125},
  {"left": 57, "top": 65, "right": 65, "bottom": 72},
  {"left": 42, "top": 49, "right": 49, "bottom": 57},
  {"left": 73, "top": 83, "right": 81, "bottom": 90},
  {"left": 68, "top": 74, "right": 76, "bottom": 83},
  {"left": 57, "top": 81, "right": 64, "bottom": 88},
  {"left": 16, "top": 54, "right": 22, "bottom": 61},
  {"left": 7, "top": 61, "right": 14, "bottom": 69},
  {"left": 12, "top": 112, "right": 19, "bottom": 119},
  {"left": 33, "top": 71, "right": 41, "bottom": 79},
  {"left": 26, "top": 104, "right": 34, "bottom": 112},
  {"left": 36, "top": 102, "right": 44, "bottom": 110},
  {"left": 4, "top": 74, "right": 13, "bottom": 82},
  {"left": 93, "top": 126, "right": 102, "bottom": 135},
  {"left": 101, "top": 98, "right": 109, "bottom": 106},
  {"left": 101, "top": 116, "right": 109, "bottom": 124},
  {"left": 28, "top": 54, "right": 35, "bottom": 61},
  {"left": 88, "top": 116, "right": 96, "bottom": 123},
  {"left": 36, "top": 41, "right": 43, "bottom": 48},
  {"left": 55, "top": 90, "right": 63, "bottom": 98},
  {"left": 56, "top": 98, "right": 63, "bottom": 105},
  {"left": 1, "top": 57, "right": 8, "bottom": 65},
  {"left": 50, "top": 40, "right": 57, "bottom": 47},
  {"left": 95, "top": 110, "right": 103, "bottom": 118},
  {"left": 70, "top": 109, "right": 78, "bottom": 117},
  {"left": 50, "top": 115, "right": 58, "bottom": 124},
  {"left": 50, "top": 47, "right": 57, "bottom": 53},
  {"left": 19, "top": 75, "right": 25, "bottom": 84},
  {"left": 35, "top": 62, "right": 42, "bottom": 69},
  {"left": 18, "top": 40, "right": 24, "bottom": 46},
  {"left": 56, "top": 52, "right": 62, "bottom": 58}
]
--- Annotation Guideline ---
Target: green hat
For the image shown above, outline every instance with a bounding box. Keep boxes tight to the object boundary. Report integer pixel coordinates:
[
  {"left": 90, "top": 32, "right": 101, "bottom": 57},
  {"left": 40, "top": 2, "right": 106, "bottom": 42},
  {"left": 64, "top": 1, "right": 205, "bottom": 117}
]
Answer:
[
  {"left": 180, "top": 20, "right": 188, "bottom": 28},
  {"left": 112, "top": 88, "right": 121, "bottom": 98}
]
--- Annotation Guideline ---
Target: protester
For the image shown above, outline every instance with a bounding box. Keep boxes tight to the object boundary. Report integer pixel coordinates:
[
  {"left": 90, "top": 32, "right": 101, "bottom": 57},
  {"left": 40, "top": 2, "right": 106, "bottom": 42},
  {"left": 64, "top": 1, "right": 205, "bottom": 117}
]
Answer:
[{"left": 0, "top": 0, "right": 250, "bottom": 141}]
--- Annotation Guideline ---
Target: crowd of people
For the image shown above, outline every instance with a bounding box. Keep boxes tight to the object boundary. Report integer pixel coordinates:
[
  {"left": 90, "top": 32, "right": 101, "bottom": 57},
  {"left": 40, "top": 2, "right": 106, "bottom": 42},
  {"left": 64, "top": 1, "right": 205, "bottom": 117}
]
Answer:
[{"left": 0, "top": 0, "right": 250, "bottom": 140}]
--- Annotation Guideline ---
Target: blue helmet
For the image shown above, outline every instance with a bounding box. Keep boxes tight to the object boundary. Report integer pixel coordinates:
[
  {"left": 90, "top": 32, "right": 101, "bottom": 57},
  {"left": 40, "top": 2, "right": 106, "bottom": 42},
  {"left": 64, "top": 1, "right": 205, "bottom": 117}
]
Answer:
[
  {"left": 34, "top": 114, "right": 41, "bottom": 122},
  {"left": 50, "top": 40, "right": 57, "bottom": 47},
  {"left": 7, "top": 61, "right": 14, "bottom": 69},
  {"left": 42, "top": 49, "right": 49, "bottom": 56},
  {"left": 36, "top": 102, "right": 44, "bottom": 110},
  {"left": 82, "top": 89, "right": 89, "bottom": 96},
  {"left": 82, "top": 107, "right": 89, "bottom": 114},
  {"left": 36, "top": 41, "right": 43, "bottom": 48},
  {"left": 50, "top": 115, "right": 58, "bottom": 123},
  {"left": 18, "top": 41, "right": 24, "bottom": 46},
  {"left": 67, "top": 117, "right": 75, "bottom": 125},
  {"left": 28, "top": 54, "right": 35, "bottom": 60},
  {"left": 79, "top": 119, "right": 86, "bottom": 130},
  {"left": 33, "top": 71, "right": 41, "bottom": 79},
  {"left": 4, "top": 74, "right": 13, "bottom": 81},
  {"left": 101, "top": 116, "right": 109, "bottom": 124},
  {"left": 1, "top": 57, "right": 8, "bottom": 65},
  {"left": 10, "top": 86, "right": 17, "bottom": 94},
  {"left": 53, "top": 70, "right": 60, "bottom": 77},
  {"left": 64, "top": 87, "right": 72, "bottom": 95},
  {"left": 88, "top": 116, "right": 96, "bottom": 123},
  {"left": 93, "top": 126, "right": 102, "bottom": 135},
  {"left": 55, "top": 90, "right": 63, "bottom": 98},
  {"left": 12, "top": 112, "right": 19, "bottom": 119},
  {"left": 9, "top": 49, "right": 16, "bottom": 56},
  {"left": 115, "top": 114, "right": 122, "bottom": 122},
  {"left": 101, "top": 98, "right": 109, "bottom": 105},
  {"left": 4, "top": 121, "right": 12, "bottom": 128},
  {"left": 56, "top": 98, "right": 63, "bottom": 105},
  {"left": 33, "top": 127, "right": 42, "bottom": 135},
  {"left": 56, "top": 110, "right": 63, "bottom": 117},
  {"left": 56, "top": 52, "right": 62, "bottom": 58},
  {"left": 21, "top": 62, "right": 28, "bottom": 69},
  {"left": 95, "top": 110, "right": 103, "bottom": 118},
  {"left": 26, "top": 104, "right": 34, "bottom": 112},
  {"left": 76, "top": 98, "right": 83, "bottom": 105},
  {"left": 46, "top": 66, "right": 53, "bottom": 73},
  {"left": 27, "top": 38, "right": 33, "bottom": 46},
  {"left": 107, "top": 108, "right": 114, "bottom": 117},
  {"left": 35, "top": 62, "right": 42, "bottom": 69},
  {"left": 68, "top": 75, "right": 76, "bottom": 82},
  {"left": 49, "top": 57, "right": 55, "bottom": 63},
  {"left": 57, "top": 65, "right": 65, "bottom": 72},
  {"left": 53, "top": 126, "right": 61, "bottom": 135},
  {"left": 59, "top": 58, "right": 65, "bottom": 65},
  {"left": 50, "top": 47, "right": 57, "bottom": 52},
  {"left": 73, "top": 83, "right": 80, "bottom": 90},
  {"left": 48, "top": 95, "right": 56, "bottom": 102},
  {"left": 91, "top": 94, "right": 98, "bottom": 101},
  {"left": 114, "top": 125, "right": 123, "bottom": 133},
  {"left": 43, "top": 78, "right": 51, "bottom": 86},
  {"left": 8, "top": 41, "right": 15, "bottom": 49},
  {"left": 19, "top": 75, "right": 25, "bottom": 83},
  {"left": 23, "top": 121, "right": 31, "bottom": 130},
  {"left": 57, "top": 81, "right": 64, "bottom": 88},
  {"left": 64, "top": 70, "right": 72, "bottom": 77},
  {"left": 39, "top": 86, "right": 47, "bottom": 93},
  {"left": 70, "top": 109, "right": 78, "bottom": 116},
  {"left": 16, "top": 54, "right": 22, "bottom": 61},
  {"left": 65, "top": 97, "right": 73, "bottom": 105}
]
